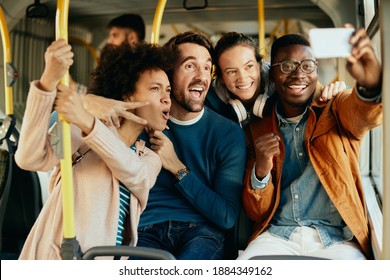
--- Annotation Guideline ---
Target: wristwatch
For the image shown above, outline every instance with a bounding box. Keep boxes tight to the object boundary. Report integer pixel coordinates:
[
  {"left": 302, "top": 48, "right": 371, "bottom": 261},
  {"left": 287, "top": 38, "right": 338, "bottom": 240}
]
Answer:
[
  {"left": 357, "top": 83, "right": 381, "bottom": 99},
  {"left": 175, "top": 167, "right": 190, "bottom": 182}
]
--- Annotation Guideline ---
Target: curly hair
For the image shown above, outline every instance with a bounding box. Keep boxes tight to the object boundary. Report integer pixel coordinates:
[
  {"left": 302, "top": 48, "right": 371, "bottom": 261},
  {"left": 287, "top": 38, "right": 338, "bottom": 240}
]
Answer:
[{"left": 88, "top": 42, "right": 173, "bottom": 101}]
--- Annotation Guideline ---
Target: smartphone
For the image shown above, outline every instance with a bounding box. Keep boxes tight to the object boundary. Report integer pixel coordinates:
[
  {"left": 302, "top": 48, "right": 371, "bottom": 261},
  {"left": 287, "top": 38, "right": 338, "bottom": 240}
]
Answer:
[{"left": 309, "top": 28, "right": 354, "bottom": 59}]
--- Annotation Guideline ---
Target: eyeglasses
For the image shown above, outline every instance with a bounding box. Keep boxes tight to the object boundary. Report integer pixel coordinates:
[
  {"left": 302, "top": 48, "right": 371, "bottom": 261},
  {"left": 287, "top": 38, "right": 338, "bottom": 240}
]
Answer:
[{"left": 271, "top": 59, "right": 318, "bottom": 74}]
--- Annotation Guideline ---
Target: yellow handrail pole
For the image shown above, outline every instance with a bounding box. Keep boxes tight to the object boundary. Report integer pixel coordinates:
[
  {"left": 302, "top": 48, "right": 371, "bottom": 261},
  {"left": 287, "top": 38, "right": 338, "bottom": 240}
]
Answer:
[
  {"left": 267, "top": 19, "right": 283, "bottom": 50},
  {"left": 258, "top": 0, "right": 265, "bottom": 56},
  {"left": 0, "top": 6, "right": 14, "bottom": 115},
  {"left": 151, "top": 0, "right": 167, "bottom": 44},
  {"left": 56, "top": 0, "right": 75, "bottom": 240},
  {"left": 69, "top": 36, "right": 99, "bottom": 64},
  {"left": 284, "top": 19, "right": 289, "bottom": 34}
]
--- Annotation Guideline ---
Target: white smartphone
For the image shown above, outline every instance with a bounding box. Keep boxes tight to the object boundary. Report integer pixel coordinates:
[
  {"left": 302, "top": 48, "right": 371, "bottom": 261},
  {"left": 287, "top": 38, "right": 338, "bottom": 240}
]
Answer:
[{"left": 309, "top": 28, "right": 354, "bottom": 59}]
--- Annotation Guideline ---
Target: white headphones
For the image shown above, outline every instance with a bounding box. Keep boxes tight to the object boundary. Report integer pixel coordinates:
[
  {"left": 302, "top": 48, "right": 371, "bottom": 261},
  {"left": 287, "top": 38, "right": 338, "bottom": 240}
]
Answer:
[
  {"left": 213, "top": 62, "right": 274, "bottom": 123},
  {"left": 227, "top": 93, "right": 268, "bottom": 122}
]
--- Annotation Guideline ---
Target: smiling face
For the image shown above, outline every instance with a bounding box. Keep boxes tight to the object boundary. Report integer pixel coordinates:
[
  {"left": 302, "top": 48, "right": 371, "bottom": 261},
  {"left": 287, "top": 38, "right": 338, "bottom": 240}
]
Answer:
[
  {"left": 219, "top": 45, "right": 261, "bottom": 102},
  {"left": 170, "top": 43, "right": 212, "bottom": 117},
  {"left": 270, "top": 44, "right": 318, "bottom": 117},
  {"left": 130, "top": 69, "right": 171, "bottom": 131}
]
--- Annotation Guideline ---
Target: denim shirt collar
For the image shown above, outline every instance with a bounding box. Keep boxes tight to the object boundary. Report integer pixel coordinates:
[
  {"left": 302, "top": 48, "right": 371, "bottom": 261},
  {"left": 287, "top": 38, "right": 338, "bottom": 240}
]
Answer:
[{"left": 269, "top": 100, "right": 353, "bottom": 247}]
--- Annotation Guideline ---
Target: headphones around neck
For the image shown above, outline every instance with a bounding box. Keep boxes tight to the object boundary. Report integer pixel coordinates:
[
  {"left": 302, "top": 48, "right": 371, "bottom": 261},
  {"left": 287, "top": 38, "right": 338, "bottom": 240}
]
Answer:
[
  {"left": 212, "top": 73, "right": 272, "bottom": 123},
  {"left": 227, "top": 93, "right": 268, "bottom": 122}
]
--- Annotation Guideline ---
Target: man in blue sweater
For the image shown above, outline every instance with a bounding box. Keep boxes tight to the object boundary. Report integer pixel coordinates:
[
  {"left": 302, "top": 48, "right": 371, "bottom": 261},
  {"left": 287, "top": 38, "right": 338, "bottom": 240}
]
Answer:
[{"left": 135, "top": 32, "right": 246, "bottom": 260}]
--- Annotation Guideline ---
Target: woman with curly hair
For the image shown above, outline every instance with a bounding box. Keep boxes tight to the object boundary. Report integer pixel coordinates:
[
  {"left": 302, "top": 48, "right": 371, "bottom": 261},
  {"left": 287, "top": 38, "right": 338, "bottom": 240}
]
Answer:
[{"left": 15, "top": 39, "right": 172, "bottom": 259}]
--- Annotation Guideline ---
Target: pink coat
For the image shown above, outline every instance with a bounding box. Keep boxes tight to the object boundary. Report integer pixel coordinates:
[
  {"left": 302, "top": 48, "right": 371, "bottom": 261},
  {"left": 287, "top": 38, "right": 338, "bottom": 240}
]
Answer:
[{"left": 15, "top": 81, "right": 161, "bottom": 259}]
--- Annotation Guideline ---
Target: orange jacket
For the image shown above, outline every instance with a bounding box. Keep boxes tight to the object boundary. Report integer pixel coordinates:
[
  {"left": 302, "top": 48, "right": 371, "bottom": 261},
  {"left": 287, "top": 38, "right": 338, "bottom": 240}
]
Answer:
[{"left": 243, "top": 86, "right": 382, "bottom": 258}]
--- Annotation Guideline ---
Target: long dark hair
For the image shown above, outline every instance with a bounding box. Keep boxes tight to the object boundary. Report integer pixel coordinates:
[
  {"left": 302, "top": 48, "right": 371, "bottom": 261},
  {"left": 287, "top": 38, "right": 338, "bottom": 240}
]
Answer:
[{"left": 214, "top": 32, "right": 263, "bottom": 79}]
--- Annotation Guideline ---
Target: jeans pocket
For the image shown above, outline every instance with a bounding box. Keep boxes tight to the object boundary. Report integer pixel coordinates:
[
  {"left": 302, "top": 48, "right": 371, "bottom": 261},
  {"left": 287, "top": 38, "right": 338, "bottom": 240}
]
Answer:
[{"left": 138, "top": 224, "right": 154, "bottom": 232}]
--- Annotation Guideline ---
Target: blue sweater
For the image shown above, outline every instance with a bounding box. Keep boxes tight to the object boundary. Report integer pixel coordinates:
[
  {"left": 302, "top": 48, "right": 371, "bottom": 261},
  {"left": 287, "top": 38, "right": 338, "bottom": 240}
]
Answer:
[{"left": 138, "top": 107, "right": 246, "bottom": 230}]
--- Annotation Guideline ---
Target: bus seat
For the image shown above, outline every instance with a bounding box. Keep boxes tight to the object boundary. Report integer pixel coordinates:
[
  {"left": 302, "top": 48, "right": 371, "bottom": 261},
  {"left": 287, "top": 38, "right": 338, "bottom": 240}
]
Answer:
[
  {"left": 236, "top": 208, "right": 254, "bottom": 252},
  {"left": 0, "top": 158, "right": 42, "bottom": 259},
  {"left": 0, "top": 118, "right": 43, "bottom": 260},
  {"left": 224, "top": 226, "right": 238, "bottom": 259},
  {"left": 224, "top": 207, "right": 254, "bottom": 259},
  {"left": 82, "top": 246, "right": 176, "bottom": 260}
]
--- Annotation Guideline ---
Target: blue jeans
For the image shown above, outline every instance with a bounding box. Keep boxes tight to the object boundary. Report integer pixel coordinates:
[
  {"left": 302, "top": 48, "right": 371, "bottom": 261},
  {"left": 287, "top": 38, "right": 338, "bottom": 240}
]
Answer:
[{"left": 136, "top": 221, "right": 225, "bottom": 260}]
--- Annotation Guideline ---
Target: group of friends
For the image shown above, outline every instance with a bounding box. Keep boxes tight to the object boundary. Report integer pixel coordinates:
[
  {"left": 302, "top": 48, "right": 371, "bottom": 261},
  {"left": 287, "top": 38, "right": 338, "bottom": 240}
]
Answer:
[{"left": 15, "top": 13, "right": 382, "bottom": 260}]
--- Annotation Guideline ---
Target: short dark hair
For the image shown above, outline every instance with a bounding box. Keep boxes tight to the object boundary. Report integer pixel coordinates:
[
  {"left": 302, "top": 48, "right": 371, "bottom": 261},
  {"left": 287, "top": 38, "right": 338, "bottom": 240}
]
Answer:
[
  {"left": 88, "top": 43, "right": 173, "bottom": 101},
  {"left": 214, "top": 32, "right": 263, "bottom": 78},
  {"left": 270, "top": 33, "right": 310, "bottom": 64},
  {"left": 162, "top": 31, "right": 214, "bottom": 82},
  {"left": 107, "top": 14, "right": 145, "bottom": 41}
]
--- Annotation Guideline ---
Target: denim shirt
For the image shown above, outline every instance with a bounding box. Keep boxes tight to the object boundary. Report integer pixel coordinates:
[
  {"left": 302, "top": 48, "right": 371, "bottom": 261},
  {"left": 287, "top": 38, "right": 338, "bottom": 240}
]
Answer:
[{"left": 267, "top": 104, "right": 353, "bottom": 247}]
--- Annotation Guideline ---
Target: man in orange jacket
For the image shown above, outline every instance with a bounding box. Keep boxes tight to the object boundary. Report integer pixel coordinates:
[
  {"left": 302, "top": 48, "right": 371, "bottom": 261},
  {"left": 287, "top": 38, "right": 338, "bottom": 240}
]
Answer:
[{"left": 239, "top": 26, "right": 381, "bottom": 260}]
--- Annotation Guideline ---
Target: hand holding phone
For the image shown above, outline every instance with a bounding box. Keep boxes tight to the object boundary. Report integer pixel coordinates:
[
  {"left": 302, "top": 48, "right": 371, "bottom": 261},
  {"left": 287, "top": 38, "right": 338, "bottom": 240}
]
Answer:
[{"left": 309, "top": 28, "right": 354, "bottom": 59}]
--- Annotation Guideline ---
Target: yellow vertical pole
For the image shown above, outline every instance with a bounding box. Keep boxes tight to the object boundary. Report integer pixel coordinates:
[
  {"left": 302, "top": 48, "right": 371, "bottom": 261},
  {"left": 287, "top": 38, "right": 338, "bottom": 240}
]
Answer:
[
  {"left": 258, "top": 0, "right": 265, "bottom": 56},
  {"left": 0, "top": 6, "right": 15, "bottom": 115},
  {"left": 284, "top": 19, "right": 289, "bottom": 34},
  {"left": 56, "top": 0, "right": 75, "bottom": 240},
  {"left": 151, "top": 0, "right": 167, "bottom": 44}
]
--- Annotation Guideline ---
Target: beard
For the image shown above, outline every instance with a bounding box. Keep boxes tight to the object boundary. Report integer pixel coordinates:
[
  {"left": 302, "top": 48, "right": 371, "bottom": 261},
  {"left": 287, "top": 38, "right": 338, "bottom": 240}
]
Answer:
[{"left": 171, "top": 90, "right": 205, "bottom": 113}]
